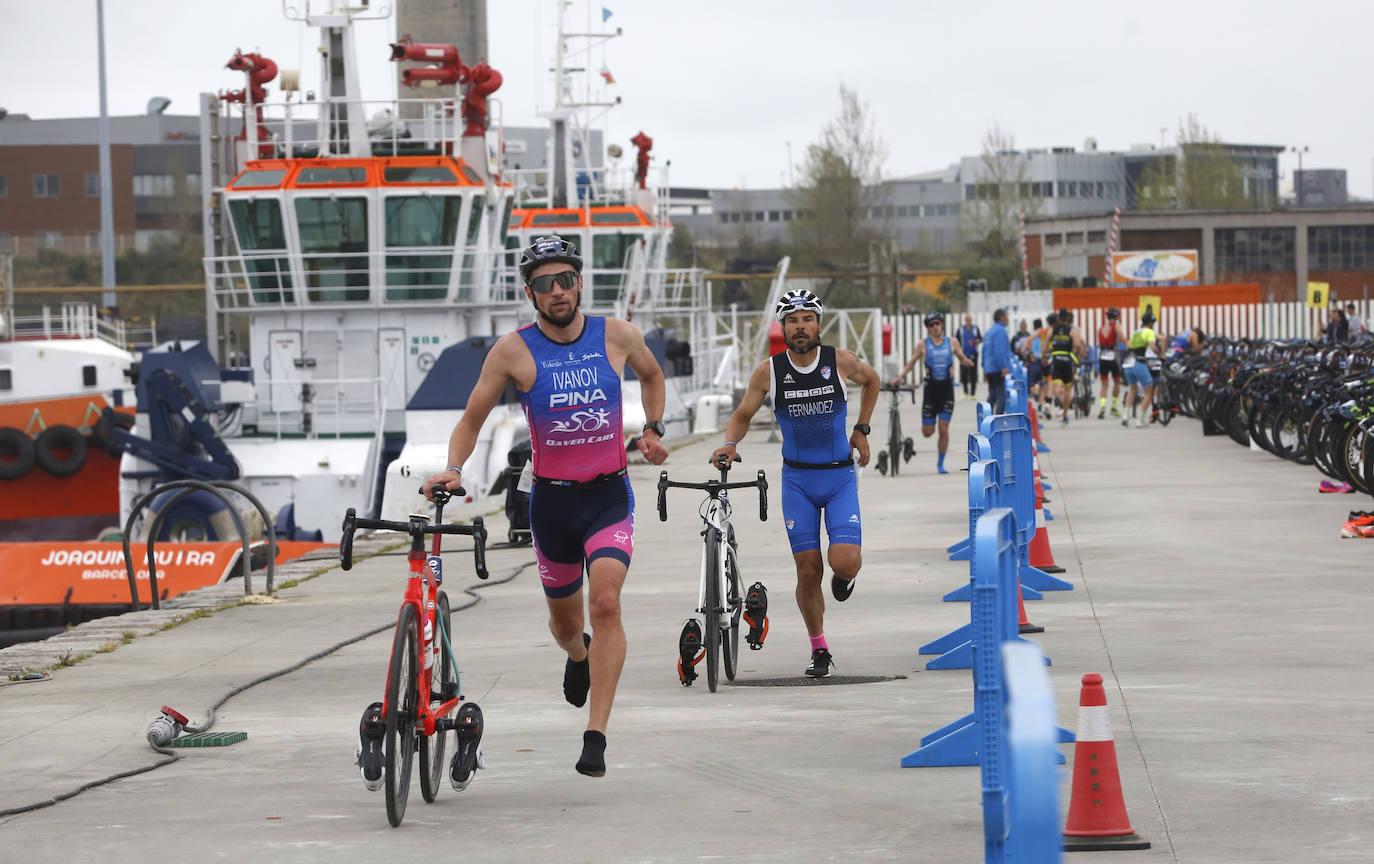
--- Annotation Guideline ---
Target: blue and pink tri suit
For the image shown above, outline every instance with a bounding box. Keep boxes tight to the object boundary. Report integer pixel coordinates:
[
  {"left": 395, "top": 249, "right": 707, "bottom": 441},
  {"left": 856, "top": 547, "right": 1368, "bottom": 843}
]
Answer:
[{"left": 517, "top": 316, "right": 635, "bottom": 598}]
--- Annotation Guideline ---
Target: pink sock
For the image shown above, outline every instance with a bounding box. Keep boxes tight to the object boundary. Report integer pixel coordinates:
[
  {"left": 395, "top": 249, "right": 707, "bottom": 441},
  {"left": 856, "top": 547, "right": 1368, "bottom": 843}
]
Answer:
[{"left": 809, "top": 633, "right": 828, "bottom": 651}]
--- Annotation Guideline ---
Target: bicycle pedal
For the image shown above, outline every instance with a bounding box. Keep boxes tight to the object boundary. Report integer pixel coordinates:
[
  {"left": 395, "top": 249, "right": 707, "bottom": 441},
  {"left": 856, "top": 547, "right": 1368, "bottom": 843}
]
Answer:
[
  {"left": 744, "top": 582, "right": 770, "bottom": 650},
  {"left": 875, "top": 452, "right": 889, "bottom": 476},
  {"left": 439, "top": 681, "right": 458, "bottom": 703},
  {"left": 678, "top": 619, "right": 704, "bottom": 686},
  {"left": 903, "top": 438, "right": 915, "bottom": 463}
]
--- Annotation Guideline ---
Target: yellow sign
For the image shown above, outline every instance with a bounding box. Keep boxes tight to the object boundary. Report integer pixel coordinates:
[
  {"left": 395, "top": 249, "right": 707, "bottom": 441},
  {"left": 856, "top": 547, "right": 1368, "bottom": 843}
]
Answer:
[
  {"left": 1307, "top": 281, "right": 1330, "bottom": 308},
  {"left": 1137, "top": 295, "right": 1162, "bottom": 321}
]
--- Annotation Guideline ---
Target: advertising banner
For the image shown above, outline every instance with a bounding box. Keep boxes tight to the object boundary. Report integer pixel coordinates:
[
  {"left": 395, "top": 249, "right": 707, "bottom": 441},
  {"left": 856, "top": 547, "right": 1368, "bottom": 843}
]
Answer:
[{"left": 1110, "top": 250, "right": 1199, "bottom": 286}]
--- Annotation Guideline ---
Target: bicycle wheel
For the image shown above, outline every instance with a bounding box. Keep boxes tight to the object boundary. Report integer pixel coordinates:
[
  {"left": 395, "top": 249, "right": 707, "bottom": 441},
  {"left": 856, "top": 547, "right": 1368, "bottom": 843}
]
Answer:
[
  {"left": 703, "top": 532, "right": 721, "bottom": 693},
  {"left": 385, "top": 605, "right": 420, "bottom": 827},
  {"left": 419, "top": 590, "right": 454, "bottom": 804},
  {"left": 721, "top": 540, "right": 742, "bottom": 682}
]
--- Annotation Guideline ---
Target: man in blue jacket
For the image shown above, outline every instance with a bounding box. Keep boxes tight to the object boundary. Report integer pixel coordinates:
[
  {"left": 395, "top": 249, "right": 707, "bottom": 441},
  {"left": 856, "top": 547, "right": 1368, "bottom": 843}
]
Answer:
[{"left": 981, "top": 308, "right": 1011, "bottom": 414}]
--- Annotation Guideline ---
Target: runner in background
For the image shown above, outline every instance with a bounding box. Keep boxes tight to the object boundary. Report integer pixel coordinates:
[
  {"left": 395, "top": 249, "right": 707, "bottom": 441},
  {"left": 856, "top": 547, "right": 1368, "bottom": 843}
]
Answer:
[
  {"left": 955, "top": 314, "right": 982, "bottom": 400},
  {"left": 1097, "top": 307, "right": 1124, "bottom": 419}
]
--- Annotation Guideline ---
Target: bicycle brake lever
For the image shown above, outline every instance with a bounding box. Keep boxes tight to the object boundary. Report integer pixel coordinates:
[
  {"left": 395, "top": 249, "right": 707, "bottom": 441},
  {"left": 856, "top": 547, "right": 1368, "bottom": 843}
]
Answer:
[
  {"left": 339, "top": 507, "right": 356, "bottom": 570},
  {"left": 472, "top": 516, "right": 488, "bottom": 580}
]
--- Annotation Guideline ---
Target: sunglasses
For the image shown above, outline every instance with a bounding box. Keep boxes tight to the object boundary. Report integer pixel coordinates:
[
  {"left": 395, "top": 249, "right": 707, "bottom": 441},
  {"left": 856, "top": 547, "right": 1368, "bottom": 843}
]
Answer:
[{"left": 529, "top": 270, "right": 580, "bottom": 294}]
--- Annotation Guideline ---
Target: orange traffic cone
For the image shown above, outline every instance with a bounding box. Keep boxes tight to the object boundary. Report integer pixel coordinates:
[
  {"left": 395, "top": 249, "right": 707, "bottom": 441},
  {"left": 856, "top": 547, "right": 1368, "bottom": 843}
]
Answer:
[
  {"left": 1063, "top": 674, "right": 1151, "bottom": 851},
  {"left": 1017, "top": 580, "right": 1043, "bottom": 634},
  {"left": 1028, "top": 500, "right": 1066, "bottom": 573}
]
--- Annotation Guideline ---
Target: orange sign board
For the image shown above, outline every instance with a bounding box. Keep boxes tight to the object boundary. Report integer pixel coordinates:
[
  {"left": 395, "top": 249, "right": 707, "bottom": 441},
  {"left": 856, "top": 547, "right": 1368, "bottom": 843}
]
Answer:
[
  {"left": 1110, "top": 250, "right": 1199, "bottom": 286},
  {"left": 0, "top": 541, "right": 333, "bottom": 606},
  {"left": 1053, "top": 283, "right": 1262, "bottom": 312}
]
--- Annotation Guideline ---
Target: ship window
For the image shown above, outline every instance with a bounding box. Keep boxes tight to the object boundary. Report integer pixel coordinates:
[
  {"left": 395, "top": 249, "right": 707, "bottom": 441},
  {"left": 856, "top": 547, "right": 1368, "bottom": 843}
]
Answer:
[
  {"left": 530, "top": 212, "right": 582, "bottom": 226},
  {"left": 296, "top": 167, "right": 367, "bottom": 185},
  {"left": 295, "top": 197, "right": 370, "bottom": 302},
  {"left": 384, "top": 165, "right": 457, "bottom": 184},
  {"left": 0, "top": 369, "right": 10, "bottom": 391},
  {"left": 232, "top": 169, "right": 286, "bottom": 188},
  {"left": 500, "top": 197, "right": 516, "bottom": 242},
  {"left": 385, "top": 195, "right": 462, "bottom": 300},
  {"left": 590, "top": 211, "right": 640, "bottom": 225},
  {"left": 459, "top": 194, "right": 486, "bottom": 297},
  {"left": 592, "top": 232, "right": 640, "bottom": 306},
  {"left": 227, "top": 198, "right": 294, "bottom": 303},
  {"left": 458, "top": 165, "right": 483, "bottom": 184},
  {"left": 82, "top": 365, "right": 97, "bottom": 386}
]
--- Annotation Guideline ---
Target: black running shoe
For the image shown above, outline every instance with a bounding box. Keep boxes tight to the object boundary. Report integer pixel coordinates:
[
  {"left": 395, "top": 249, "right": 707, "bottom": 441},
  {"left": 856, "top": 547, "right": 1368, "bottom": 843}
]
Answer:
[
  {"left": 563, "top": 632, "right": 591, "bottom": 707},
  {"left": 805, "top": 648, "right": 833, "bottom": 679},
  {"left": 355, "top": 701, "right": 385, "bottom": 791},
  {"left": 831, "top": 574, "right": 855, "bottom": 602},
  {"left": 449, "top": 702, "right": 485, "bottom": 791}
]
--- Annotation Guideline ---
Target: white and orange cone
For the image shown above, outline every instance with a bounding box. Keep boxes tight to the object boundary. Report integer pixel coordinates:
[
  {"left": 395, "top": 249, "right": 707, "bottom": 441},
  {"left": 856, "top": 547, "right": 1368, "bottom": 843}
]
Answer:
[
  {"left": 1028, "top": 500, "right": 1065, "bottom": 573},
  {"left": 1063, "top": 673, "right": 1151, "bottom": 851}
]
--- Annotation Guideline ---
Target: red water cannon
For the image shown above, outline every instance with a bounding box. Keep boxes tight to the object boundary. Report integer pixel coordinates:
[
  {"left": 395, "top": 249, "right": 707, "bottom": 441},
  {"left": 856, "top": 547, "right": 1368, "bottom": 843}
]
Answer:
[
  {"left": 391, "top": 36, "right": 464, "bottom": 87},
  {"left": 221, "top": 50, "right": 277, "bottom": 158},
  {"left": 460, "top": 62, "right": 502, "bottom": 138},
  {"left": 631, "top": 131, "right": 653, "bottom": 190}
]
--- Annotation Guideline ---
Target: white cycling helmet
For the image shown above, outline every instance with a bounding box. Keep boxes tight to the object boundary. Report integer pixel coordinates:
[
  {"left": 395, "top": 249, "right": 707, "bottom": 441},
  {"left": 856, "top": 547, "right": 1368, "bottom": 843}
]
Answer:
[{"left": 775, "top": 289, "right": 823, "bottom": 321}]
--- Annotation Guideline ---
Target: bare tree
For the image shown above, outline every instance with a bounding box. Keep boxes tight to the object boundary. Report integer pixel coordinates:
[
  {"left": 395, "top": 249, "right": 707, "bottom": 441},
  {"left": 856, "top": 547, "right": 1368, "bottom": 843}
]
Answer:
[
  {"left": 960, "top": 124, "right": 1043, "bottom": 260},
  {"left": 786, "top": 84, "right": 891, "bottom": 306}
]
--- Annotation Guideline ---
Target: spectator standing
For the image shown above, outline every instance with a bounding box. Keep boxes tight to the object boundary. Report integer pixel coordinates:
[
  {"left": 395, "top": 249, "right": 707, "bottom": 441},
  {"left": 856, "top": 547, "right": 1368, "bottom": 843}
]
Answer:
[{"left": 981, "top": 308, "right": 1012, "bottom": 414}]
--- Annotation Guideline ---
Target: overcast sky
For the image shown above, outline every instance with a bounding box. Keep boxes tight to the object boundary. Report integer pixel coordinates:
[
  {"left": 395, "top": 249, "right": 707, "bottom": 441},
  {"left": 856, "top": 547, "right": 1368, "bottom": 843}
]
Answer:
[{"left": 3, "top": 0, "right": 1372, "bottom": 198}]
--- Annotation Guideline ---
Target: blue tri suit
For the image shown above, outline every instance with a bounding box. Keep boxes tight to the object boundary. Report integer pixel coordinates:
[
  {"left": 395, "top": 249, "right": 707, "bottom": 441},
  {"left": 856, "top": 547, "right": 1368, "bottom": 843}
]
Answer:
[{"left": 769, "top": 345, "right": 862, "bottom": 554}]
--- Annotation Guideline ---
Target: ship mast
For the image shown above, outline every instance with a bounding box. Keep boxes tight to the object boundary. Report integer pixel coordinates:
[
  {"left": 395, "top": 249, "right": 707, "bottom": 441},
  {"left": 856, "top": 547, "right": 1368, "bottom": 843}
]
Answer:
[{"left": 545, "top": 1, "right": 620, "bottom": 208}]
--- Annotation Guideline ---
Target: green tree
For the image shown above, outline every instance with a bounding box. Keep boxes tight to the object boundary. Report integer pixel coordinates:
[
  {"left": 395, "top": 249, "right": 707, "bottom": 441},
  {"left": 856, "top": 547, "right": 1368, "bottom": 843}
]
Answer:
[
  {"left": 1135, "top": 114, "right": 1254, "bottom": 211},
  {"left": 960, "top": 125, "right": 1043, "bottom": 260},
  {"left": 786, "top": 84, "right": 891, "bottom": 307}
]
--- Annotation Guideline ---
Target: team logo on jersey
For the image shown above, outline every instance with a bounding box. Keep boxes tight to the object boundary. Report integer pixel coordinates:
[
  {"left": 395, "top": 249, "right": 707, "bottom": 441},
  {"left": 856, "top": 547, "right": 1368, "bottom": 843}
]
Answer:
[
  {"left": 550, "top": 408, "right": 612, "bottom": 433},
  {"left": 612, "top": 530, "right": 630, "bottom": 545},
  {"left": 849, "top": 513, "right": 859, "bottom": 524},
  {"left": 820, "top": 365, "right": 832, "bottom": 381},
  {"left": 786, "top": 518, "right": 795, "bottom": 530},
  {"left": 782, "top": 373, "right": 795, "bottom": 384}
]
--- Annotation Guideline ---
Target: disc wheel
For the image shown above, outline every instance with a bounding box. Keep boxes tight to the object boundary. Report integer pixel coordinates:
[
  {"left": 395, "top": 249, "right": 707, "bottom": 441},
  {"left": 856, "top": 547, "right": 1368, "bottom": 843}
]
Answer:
[
  {"left": 384, "top": 605, "right": 420, "bottom": 827},
  {"left": 722, "top": 542, "right": 742, "bottom": 682},
  {"left": 419, "top": 591, "right": 454, "bottom": 803},
  {"left": 703, "top": 535, "right": 721, "bottom": 693}
]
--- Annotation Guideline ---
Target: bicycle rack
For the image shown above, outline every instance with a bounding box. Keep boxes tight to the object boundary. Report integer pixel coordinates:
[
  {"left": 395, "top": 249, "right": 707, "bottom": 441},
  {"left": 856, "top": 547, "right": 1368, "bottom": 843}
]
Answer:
[{"left": 120, "top": 479, "right": 279, "bottom": 611}]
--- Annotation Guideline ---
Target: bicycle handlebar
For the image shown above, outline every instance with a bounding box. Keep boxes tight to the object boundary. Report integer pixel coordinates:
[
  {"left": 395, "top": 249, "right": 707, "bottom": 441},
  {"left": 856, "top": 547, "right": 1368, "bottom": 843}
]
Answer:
[
  {"left": 658, "top": 460, "right": 768, "bottom": 523},
  {"left": 339, "top": 485, "right": 488, "bottom": 579},
  {"left": 884, "top": 382, "right": 917, "bottom": 402}
]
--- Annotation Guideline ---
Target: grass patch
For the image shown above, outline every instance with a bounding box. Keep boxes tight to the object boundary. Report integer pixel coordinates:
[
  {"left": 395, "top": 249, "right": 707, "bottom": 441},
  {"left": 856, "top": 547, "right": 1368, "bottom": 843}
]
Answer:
[
  {"left": 121, "top": 631, "right": 137, "bottom": 644},
  {"left": 53, "top": 651, "right": 91, "bottom": 668},
  {"left": 96, "top": 641, "right": 120, "bottom": 654}
]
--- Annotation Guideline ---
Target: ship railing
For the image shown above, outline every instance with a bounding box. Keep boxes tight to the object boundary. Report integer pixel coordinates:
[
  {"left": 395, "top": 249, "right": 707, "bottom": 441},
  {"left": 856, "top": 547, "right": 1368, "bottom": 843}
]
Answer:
[
  {"left": 218, "top": 96, "right": 475, "bottom": 169},
  {"left": 204, "top": 247, "right": 523, "bottom": 310},
  {"left": 221, "top": 374, "right": 393, "bottom": 439},
  {"left": 1, "top": 302, "right": 156, "bottom": 350},
  {"left": 504, "top": 165, "right": 671, "bottom": 217}
]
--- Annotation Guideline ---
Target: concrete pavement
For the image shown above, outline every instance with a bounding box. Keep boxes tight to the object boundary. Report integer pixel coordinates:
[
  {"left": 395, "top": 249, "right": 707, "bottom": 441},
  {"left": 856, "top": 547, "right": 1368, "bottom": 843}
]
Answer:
[{"left": 1, "top": 396, "right": 1371, "bottom": 863}]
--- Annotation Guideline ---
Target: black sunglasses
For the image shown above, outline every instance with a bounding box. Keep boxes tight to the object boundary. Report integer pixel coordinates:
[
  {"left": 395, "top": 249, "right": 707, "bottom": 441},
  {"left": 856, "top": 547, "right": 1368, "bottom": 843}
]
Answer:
[{"left": 529, "top": 270, "right": 580, "bottom": 294}]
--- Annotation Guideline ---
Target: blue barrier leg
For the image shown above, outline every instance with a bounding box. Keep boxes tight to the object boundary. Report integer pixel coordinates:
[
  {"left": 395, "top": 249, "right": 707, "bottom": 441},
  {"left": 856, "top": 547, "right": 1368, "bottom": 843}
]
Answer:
[
  {"left": 919, "top": 621, "right": 971, "bottom": 655},
  {"left": 1020, "top": 564, "right": 1073, "bottom": 592},
  {"left": 943, "top": 582, "right": 971, "bottom": 602},
  {"left": 1041, "top": 479, "right": 1052, "bottom": 491},
  {"left": 926, "top": 639, "right": 972, "bottom": 670},
  {"left": 903, "top": 718, "right": 982, "bottom": 767},
  {"left": 947, "top": 537, "right": 970, "bottom": 556},
  {"left": 1044, "top": 506, "right": 1055, "bottom": 521},
  {"left": 1036, "top": 440, "right": 1050, "bottom": 453},
  {"left": 949, "top": 544, "right": 971, "bottom": 562},
  {"left": 921, "top": 712, "right": 973, "bottom": 746}
]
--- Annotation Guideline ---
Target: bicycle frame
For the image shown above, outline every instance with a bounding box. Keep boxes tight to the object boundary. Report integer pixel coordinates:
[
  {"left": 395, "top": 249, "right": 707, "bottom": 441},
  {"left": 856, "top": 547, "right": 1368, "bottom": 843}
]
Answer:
[{"left": 695, "top": 494, "right": 733, "bottom": 625}]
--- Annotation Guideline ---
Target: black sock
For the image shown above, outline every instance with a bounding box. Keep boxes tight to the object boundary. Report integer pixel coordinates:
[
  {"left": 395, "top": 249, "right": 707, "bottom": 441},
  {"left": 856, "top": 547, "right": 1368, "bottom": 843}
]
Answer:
[
  {"left": 576, "top": 730, "right": 606, "bottom": 777},
  {"left": 563, "top": 633, "right": 591, "bottom": 708}
]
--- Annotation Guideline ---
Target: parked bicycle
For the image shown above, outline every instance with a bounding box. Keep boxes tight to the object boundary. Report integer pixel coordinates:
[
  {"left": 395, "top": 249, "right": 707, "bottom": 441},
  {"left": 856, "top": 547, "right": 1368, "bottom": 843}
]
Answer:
[
  {"left": 341, "top": 484, "right": 489, "bottom": 827},
  {"left": 875, "top": 382, "right": 916, "bottom": 476},
  {"left": 658, "top": 456, "right": 769, "bottom": 692},
  {"left": 1072, "top": 359, "right": 1095, "bottom": 419}
]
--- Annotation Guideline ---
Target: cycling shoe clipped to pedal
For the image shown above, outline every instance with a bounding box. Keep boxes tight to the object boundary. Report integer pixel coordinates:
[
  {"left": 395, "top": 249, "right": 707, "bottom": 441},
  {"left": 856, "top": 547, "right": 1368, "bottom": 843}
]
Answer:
[
  {"left": 677, "top": 618, "right": 704, "bottom": 686},
  {"left": 875, "top": 451, "right": 889, "bottom": 476},
  {"left": 356, "top": 700, "right": 386, "bottom": 792},
  {"left": 902, "top": 437, "right": 915, "bottom": 463},
  {"left": 743, "top": 581, "right": 770, "bottom": 650},
  {"left": 450, "top": 702, "right": 485, "bottom": 791}
]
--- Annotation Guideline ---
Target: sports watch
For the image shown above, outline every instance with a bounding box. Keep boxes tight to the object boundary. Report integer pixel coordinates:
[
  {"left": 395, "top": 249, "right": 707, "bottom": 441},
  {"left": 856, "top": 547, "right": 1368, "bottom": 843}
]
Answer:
[
  {"left": 853, "top": 424, "right": 871, "bottom": 436},
  {"left": 642, "top": 420, "right": 666, "bottom": 438}
]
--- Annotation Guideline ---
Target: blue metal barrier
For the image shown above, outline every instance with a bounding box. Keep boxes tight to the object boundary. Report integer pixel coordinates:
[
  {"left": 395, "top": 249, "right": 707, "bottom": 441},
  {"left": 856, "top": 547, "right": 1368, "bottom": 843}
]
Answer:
[
  {"left": 922, "top": 457, "right": 1002, "bottom": 666},
  {"left": 978, "top": 413, "right": 1072, "bottom": 596},
  {"left": 947, "top": 433, "right": 994, "bottom": 562},
  {"left": 1002, "top": 641, "right": 1065, "bottom": 864}
]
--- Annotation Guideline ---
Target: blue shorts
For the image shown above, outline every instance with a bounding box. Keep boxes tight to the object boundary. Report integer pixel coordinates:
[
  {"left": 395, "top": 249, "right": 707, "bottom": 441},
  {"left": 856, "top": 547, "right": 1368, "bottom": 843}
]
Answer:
[
  {"left": 780, "top": 465, "right": 862, "bottom": 554},
  {"left": 528, "top": 476, "right": 635, "bottom": 598},
  {"left": 1123, "top": 362, "right": 1153, "bottom": 389},
  {"left": 1027, "top": 361, "right": 1043, "bottom": 387}
]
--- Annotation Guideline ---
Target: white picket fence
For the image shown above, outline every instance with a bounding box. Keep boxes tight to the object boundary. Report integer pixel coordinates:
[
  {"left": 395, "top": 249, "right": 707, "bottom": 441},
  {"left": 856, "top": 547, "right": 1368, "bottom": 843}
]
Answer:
[{"left": 882, "top": 299, "right": 1374, "bottom": 369}]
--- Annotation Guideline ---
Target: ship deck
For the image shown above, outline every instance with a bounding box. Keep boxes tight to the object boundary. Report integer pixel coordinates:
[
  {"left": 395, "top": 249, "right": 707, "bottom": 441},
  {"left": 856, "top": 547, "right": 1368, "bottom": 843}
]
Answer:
[{"left": 1, "top": 398, "right": 1370, "bottom": 862}]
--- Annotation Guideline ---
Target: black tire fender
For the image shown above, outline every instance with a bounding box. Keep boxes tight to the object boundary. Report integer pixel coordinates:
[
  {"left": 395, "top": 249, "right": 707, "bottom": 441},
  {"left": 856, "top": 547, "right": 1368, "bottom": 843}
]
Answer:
[
  {"left": 0, "top": 427, "right": 36, "bottom": 481},
  {"left": 34, "top": 425, "right": 89, "bottom": 478}
]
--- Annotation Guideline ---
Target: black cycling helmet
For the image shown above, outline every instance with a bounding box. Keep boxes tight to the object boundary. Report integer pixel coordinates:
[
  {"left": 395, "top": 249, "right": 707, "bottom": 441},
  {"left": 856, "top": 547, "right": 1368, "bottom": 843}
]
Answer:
[
  {"left": 1057, "top": 307, "right": 1072, "bottom": 322},
  {"left": 518, "top": 235, "right": 583, "bottom": 284},
  {"left": 1141, "top": 312, "right": 1156, "bottom": 325},
  {"left": 1106, "top": 307, "right": 1120, "bottom": 319},
  {"left": 924, "top": 311, "right": 943, "bottom": 327}
]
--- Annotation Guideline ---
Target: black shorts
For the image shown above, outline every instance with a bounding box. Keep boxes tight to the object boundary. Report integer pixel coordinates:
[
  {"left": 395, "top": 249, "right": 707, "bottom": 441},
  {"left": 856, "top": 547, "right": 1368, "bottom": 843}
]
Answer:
[
  {"left": 1098, "top": 358, "right": 1122, "bottom": 378},
  {"left": 1050, "top": 356, "right": 1076, "bottom": 384},
  {"left": 528, "top": 476, "right": 635, "bottom": 598},
  {"left": 922, "top": 378, "right": 955, "bottom": 425}
]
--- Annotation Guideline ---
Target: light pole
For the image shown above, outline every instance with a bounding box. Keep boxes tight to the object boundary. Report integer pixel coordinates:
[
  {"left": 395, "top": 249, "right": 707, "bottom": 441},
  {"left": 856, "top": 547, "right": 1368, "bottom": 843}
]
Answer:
[
  {"left": 785, "top": 140, "right": 794, "bottom": 186},
  {"left": 1291, "top": 145, "right": 1309, "bottom": 206}
]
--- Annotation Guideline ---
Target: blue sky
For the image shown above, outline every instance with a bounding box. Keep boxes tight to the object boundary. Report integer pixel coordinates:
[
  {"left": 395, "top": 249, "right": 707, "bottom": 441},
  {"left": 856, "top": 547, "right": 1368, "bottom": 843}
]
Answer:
[{"left": 3, "top": 0, "right": 1371, "bottom": 198}]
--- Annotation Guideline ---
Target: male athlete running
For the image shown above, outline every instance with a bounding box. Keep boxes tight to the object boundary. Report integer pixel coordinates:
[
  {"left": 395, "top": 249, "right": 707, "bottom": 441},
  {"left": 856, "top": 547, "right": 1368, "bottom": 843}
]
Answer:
[
  {"left": 891, "top": 311, "right": 975, "bottom": 474},
  {"left": 1096, "top": 307, "right": 1125, "bottom": 419},
  {"left": 1047, "top": 308, "right": 1085, "bottom": 425},
  {"left": 711, "top": 289, "right": 879, "bottom": 678},
  {"left": 422, "top": 235, "right": 668, "bottom": 778}
]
